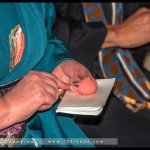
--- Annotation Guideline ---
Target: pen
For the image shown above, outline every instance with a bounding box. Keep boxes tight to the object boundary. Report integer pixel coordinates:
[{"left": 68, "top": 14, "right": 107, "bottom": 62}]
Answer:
[
  {"left": 58, "top": 89, "right": 64, "bottom": 92},
  {"left": 58, "top": 82, "right": 80, "bottom": 92}
]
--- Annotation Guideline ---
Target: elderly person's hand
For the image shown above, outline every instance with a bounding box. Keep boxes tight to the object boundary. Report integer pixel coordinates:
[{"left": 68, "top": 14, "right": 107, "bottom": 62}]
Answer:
[
  {"left": 0, "top": 60, "right": 97, "bottom": 130},
  {"left": 102, "top": 7, "right": 150, "bottom": 49},
  {"left": 52, "top": 60, "right": 97, "bottom": 95},
  {"left": 0, "top": 70, "right": 70, "bottom": 130}
]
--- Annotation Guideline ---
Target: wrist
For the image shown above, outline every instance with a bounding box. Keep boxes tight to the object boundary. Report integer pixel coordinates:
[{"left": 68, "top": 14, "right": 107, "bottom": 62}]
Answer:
[
  {"left": 0, "top": 97, "right": 15, "bottom": 130},
  {"left": 101, "top": 24, "right": 120, "bottom": 49}
]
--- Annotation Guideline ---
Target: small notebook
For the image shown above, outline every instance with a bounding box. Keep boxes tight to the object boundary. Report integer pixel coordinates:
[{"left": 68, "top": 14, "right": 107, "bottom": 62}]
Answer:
[{"left": 56, "top": 78, "right": 115, "bottom": 115}]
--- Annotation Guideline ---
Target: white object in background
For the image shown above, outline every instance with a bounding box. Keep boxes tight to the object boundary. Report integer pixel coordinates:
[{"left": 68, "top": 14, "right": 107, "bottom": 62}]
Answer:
[{"left": 143, "top": 51, "right": 150, "bottom": 72}]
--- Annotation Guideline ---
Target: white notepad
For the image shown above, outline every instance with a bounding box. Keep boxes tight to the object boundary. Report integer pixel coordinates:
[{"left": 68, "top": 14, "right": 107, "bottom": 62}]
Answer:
[{"left": 56, "top": 78, "right": 115, "bottom": 115}]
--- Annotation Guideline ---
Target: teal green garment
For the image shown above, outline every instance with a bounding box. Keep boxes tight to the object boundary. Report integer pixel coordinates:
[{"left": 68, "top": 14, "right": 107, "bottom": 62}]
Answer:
[
  {"left": 0, "top": 3, "right": 94, "bottom": 148},
  {"left": 0, "top": 2, "right": 72, "bottom": 85}
]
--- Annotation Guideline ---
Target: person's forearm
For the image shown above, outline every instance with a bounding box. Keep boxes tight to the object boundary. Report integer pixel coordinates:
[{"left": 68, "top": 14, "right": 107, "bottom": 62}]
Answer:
[
  {"left": 0, "top": 97, "right": 14, "bottom": 130},
  {"left": 102, "top": 7, "right": 150, "bottom": 49}
]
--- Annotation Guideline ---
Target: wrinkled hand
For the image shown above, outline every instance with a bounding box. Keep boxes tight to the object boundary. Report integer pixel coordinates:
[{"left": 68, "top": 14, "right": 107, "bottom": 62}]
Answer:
[
  {"left": 103, "top": 7, "right": 150, "bottom": 49},
  {"left": 52, "top": 60, "right": 97, "bottom": 95},
  {"left": 3, "top": 70, "right": 70, "bottom": 124},
  {"left": 52, "top": 60, "right": 92, "bottom": 83}
]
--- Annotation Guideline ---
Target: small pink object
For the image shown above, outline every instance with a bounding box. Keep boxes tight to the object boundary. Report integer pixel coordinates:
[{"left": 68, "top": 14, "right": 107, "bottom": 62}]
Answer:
[{"left": 70, "top": 77, "right": 97, "bottom": 95}]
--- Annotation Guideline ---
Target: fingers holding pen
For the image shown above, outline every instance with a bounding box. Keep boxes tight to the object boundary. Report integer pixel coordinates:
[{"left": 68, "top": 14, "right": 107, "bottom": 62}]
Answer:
[
  {"left": 34, "top": 71, "right": 71, "bottom": 111},
  {"left": 3, "top": 70, "right": 72, "bottom": 123},
  {"left": 39, "top": 71, "right": 71, "bottom": 92}
]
